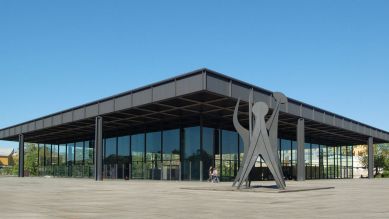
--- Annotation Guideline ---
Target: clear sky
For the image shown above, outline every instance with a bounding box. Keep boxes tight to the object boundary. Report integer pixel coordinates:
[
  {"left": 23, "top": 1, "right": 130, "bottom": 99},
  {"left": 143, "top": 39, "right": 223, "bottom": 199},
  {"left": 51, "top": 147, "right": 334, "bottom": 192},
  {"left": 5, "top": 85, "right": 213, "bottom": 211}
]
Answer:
[{"left": 1, "top": 0, "right": 388, "bottom": 150}]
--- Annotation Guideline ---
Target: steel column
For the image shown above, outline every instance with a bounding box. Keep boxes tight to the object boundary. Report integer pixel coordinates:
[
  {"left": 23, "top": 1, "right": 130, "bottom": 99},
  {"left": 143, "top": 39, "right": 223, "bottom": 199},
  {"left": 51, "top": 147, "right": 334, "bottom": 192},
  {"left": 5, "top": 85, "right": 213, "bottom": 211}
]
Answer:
[
  {"left": 95, "top": 116, "right": 103, "bottom": 181},
  {"left": 297, "top": 118, "right": 305, "bottom": 181},
  {"left": 18, "top": 134, "right": 24, "bottom": 177},
  {"left": 368, "top": 137, "right": 374, "bottom": 179}
]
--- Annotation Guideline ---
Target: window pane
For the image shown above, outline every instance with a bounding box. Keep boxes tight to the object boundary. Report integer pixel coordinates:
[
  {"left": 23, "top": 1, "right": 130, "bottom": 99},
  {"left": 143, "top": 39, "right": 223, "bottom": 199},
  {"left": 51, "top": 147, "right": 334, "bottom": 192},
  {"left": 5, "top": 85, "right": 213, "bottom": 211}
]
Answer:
[
  {"left": 132, "top": 134, "right": 145, "bottom": 161},
  {"left": 311, "top": 144, "right": 319, "bottom": 179},
  {"left": 203, "top": 127, "right": 215, "bottom": 180},
  {"left": 183, "top": 127, "right": 200, "bottom": 180},
  {"left": 51, "top": 145, "right": 58, "bottom": 165},
  {"left": 45, "top": 144, "right": 51, "bottom": 166},
  {"left": 84, "top": 141, "right": 94, "bottom": 165},
  {"left": 67, "top": 143, "right": 74, "bottom": 165},
  {"left": 131, "top": 133, "right": 145, "bottom": 179},
  {"left": 117, "top": 136, "right": 130, "bottom": 179},
  {"left": 75, "top": 142, "right": 84, "bottom": 165},
  {"left": 221, "top": 130, "right": 238, "bottom": 180},
  {"left": 163, "top": 129, "right": 180, "bottom": 161},
  {"left": 118, "top": 136, "right": 130, "bottom": 164},
  {"left": 59, "top": 144, "right": 66, "bottom": 165},
  {"left": 183, "top": 127, "right": 200, "bottom": 160},
  {"left": 104, "top": 138, "right": 117, "bottom": 165},
  {"left": 281, "top": 139, "right": 291, "bottom": 166},
  {"left": 146, "top": 131, "right": 161, "bottom": 161},
  {"left": 304, "top": 143, "right": 311, "bottom": 179}
]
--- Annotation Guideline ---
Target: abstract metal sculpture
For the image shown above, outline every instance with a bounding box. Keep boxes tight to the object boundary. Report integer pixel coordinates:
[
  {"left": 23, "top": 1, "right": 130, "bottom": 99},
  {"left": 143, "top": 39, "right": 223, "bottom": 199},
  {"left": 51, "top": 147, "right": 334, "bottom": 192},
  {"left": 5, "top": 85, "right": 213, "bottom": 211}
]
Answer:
[{"left": 232, "top": 91, "right": 287, "bottom": 190}]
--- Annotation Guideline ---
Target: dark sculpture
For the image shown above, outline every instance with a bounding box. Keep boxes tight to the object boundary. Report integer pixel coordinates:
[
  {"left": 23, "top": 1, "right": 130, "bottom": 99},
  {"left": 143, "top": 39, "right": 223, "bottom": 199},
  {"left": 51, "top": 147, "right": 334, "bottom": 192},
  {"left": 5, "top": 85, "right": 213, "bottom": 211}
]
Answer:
[{"left": 232, "top": 91, "right": 287, "bottom": 190}]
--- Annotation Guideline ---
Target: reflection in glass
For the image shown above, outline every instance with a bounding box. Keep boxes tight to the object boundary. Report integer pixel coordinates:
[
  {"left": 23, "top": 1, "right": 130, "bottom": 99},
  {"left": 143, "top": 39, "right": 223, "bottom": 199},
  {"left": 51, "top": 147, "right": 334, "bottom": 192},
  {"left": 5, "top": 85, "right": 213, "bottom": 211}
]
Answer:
[
  {"left": 52, "top": 145, "right": 58, "bottom": 165},
  {"left": 84, "top": 141, "right": 94, "bottom": 165},
  {"left": 67, "top": 143, "right": 74, "bottom": 165},
  {"left": 75, "top": 142, "right": 84, "bottom": 165},
  {"left": 104, "top": 138, "right": 117, "bottom": 164},
  {"left": 221, "top": 130, "right": 238, "bottom": 181},
  {"left": 311, "top": 144, "right": 319, "bottom": 179},
  {"left": 59, "top": 144, "right": 66, "bottom": 165},
  {"left": 183, "top": 127, "right": 200, "bottom": 180},
  {"left": 162, "top": 129, "right": 180, "bottom": 180},
  {"left": 131, "top": 133, "right": 145, "bottom": 179},
  {"left": 202, "top": 127, "right": 215, "bottom": 181},
  {"left": 45, "top": 144, "right": 51, "bottom": 166}
]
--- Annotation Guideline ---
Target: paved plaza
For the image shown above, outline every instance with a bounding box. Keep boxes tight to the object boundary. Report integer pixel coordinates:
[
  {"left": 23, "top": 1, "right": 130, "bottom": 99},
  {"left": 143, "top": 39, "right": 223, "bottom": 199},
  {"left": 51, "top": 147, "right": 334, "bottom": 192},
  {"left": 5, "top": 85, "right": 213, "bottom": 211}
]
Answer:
[{"left": 0, "top": 177, "right": 388, "bottom": 218}]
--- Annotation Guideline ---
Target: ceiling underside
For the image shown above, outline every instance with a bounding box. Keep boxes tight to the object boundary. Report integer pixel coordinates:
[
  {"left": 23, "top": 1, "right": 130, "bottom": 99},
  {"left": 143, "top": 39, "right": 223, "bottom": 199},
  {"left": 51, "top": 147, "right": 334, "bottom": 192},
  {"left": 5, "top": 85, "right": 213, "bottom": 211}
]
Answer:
[{"left": 3, "top": 91, "right": 384, "bottom": 145}]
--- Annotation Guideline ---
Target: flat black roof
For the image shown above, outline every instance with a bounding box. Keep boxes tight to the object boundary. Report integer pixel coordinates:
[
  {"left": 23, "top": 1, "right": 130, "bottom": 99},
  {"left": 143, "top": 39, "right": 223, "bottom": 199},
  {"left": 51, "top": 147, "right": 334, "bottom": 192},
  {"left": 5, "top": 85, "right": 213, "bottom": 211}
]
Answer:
[{"left": 1, "top": 68, "right": 388, "bottom": 144}]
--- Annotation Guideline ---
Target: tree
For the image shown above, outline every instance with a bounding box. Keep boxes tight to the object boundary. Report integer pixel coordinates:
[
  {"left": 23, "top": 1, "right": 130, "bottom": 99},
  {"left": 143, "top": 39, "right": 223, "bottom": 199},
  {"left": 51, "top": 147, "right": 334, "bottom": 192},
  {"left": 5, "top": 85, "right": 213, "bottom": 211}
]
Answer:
[
  {"left": 360, "top": 144, "right": 389, "bottom": 176},
  {"left": 24, "top": 143, "right": 39, "bottom": 176}
]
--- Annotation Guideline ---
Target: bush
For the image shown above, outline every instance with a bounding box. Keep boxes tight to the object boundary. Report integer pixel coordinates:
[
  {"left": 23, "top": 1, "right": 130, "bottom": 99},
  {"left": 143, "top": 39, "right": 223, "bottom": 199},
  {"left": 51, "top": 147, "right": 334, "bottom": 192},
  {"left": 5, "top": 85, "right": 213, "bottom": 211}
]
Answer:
[
  {"left": 381, "top": 170, "right": 389, "bottom": 178},
  {"left": 0, "top": 166, "right": 17, "bottom": 176}
]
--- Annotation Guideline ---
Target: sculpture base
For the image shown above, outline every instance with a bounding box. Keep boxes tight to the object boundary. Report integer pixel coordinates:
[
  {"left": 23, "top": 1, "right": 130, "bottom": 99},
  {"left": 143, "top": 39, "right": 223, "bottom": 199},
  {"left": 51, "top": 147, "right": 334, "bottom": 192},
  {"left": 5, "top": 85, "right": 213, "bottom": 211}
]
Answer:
[{"left": 181, "top": 185, "right": 334, "bottom": 193}]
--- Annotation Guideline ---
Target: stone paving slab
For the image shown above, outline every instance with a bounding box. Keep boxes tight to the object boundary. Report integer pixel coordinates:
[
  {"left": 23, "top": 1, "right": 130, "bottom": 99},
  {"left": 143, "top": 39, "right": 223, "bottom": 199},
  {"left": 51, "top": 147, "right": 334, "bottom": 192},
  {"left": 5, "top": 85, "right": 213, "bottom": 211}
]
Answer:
[{"left": 0, "top": 177, "right": 389, "bottom": 218}]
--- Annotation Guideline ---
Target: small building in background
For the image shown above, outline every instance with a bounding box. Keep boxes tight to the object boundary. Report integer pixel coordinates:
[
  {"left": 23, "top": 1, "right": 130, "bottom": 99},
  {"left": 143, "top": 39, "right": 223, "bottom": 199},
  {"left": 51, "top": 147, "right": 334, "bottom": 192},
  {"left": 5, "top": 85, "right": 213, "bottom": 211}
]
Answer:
[{"left": 0, "top": 148, "right": 15, "bottom": 168}]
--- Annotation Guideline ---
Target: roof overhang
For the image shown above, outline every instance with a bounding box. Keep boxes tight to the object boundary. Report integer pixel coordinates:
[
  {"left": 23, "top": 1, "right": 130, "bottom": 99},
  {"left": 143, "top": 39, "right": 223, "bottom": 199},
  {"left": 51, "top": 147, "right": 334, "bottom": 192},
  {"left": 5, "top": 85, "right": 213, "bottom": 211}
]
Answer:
[{"left": 1, "top": 69, "right": 388, "bottom": 145}]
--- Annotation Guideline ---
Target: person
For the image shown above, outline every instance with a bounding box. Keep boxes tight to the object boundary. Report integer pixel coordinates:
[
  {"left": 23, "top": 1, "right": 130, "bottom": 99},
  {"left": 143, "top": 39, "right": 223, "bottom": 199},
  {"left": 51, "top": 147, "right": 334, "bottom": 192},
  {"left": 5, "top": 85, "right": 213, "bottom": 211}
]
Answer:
[
  {"left": 212, "top": 167, "right": 219, "bottom": 183},
  {"left": 208, "top": 166, "right": 213, "bottom": 182}
]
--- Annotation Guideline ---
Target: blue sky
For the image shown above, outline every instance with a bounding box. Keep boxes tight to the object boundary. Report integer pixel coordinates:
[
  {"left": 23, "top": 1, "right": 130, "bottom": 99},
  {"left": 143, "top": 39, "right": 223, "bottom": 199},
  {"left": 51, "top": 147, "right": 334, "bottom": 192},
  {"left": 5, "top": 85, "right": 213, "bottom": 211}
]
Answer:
[{"left": 1, "top": 0, "right": 388, "bottom": 150}]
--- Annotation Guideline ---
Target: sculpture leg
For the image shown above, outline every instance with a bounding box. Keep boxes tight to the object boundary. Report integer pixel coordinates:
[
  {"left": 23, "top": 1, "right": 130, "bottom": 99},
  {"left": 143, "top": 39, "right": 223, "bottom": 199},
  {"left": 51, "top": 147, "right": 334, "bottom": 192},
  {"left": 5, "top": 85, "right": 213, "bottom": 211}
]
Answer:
[
  {"left": 237, "top": 143, "right": 262, "bottom": 189},
  {"left": 233, "top": 150, "right": 250, "bottom": 187},
  {"left": 260, "top": 137, "right": 286, "bottom": 189}
]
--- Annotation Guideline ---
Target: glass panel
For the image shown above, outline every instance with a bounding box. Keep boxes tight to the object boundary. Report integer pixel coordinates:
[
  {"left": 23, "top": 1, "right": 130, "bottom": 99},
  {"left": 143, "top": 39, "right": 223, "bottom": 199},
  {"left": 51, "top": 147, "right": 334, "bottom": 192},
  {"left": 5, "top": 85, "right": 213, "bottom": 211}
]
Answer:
[
  {"left": 183, "top": 127, "right": 200, "bottom": 160},
  {"left": 203, "top": 127, "right": 215, "bottom": 181},
  {"left": 75, "top": 142, "right": 84, "bottom": 165},
  {"left": 340, "top": 146, "right": 348, "bottom": 178},
  {"left": 104, "top": 138, "right": 117, "bottom": 179},
  {"left": 327, "top": 147, "right": 335, "bottom": 179},
  {"left": 131, "top": 133, "right": 145, "bottom": 179},
  {"left": 183, "top": 127, "right": 200, "bottom": 180},
  {"left": 51, "top": 145, "right": 58, "bottom": 165},
  {"left": 118, "top": 136, "right": 130, "bottom": 164},
  {"left": 221, "top": 130, "right": 238, "bottom": 181},
  {"left": 305, "top": 143, "right": 311, "bottom": 179},
  {"left": 162, "top": 129, "right": 180, "bottom": 181},
  {"left": 319, "top": 145, "right": 327, "bottom": 179},
  {"left": 84, "top": 141, "right": 94, "bottom": 165},
  {"left": 281, "top": 139, "right": 292, "bottom": 179},
  {"left": 58, "top": 144, "right": 66, "bottom": 165},
  {"left": 38, "top": 144, "right": 45, "bottom": 167},
  {"left": 291, "top": 141, "right": 297, "bottom": 179},
  {"left": 163, "top": 129, "right": 180, "bottom": 161},
  {"left": 104, "top": 138, "right": 117, "bottom": 164},
  {"left": 146, "top": 132, "right": 161, "bottom": 161},
  {"left": 146, "top": 131, "right": 161, "bottom": 180},
  {"left": 348, "top": 145, "right": 353, "bottom": 178},
  {"left": 45, "top": 144, "right": 51, "bottom": 166},
  {"left": 311, "top": 144, "right": 319, "bottom": 179},
  {"left": 118, "top": 136, "right": 130, "bottom": 179},
  {"left": 67, "top": 143, "right": 74, "bottom": 165}
]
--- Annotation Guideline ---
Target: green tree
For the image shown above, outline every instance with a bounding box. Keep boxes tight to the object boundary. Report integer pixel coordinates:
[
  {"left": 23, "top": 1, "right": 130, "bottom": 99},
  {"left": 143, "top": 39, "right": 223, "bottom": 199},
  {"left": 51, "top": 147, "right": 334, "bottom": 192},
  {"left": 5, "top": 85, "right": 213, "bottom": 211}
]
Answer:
[
  {"left": 24, "top": 143, "right": 39, "bottom": 176},
  {"left": 360, "top": 144, "right": 389, "bottom": 176}
]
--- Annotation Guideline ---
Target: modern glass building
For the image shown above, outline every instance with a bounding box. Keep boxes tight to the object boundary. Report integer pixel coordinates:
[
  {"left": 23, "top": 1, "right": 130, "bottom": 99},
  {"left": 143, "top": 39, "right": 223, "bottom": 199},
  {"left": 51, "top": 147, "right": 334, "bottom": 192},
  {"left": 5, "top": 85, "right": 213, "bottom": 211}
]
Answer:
[{"left": 1, "top": 69, "right": 388, "bottom": 181}]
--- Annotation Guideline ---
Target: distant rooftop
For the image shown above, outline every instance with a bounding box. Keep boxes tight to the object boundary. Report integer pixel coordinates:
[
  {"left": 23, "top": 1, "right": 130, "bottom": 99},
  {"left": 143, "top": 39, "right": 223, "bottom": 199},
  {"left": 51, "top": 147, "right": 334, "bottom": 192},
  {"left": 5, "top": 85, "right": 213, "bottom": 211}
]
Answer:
[{"left": 0, "top": 148, "right": 14, "bottom": 157}]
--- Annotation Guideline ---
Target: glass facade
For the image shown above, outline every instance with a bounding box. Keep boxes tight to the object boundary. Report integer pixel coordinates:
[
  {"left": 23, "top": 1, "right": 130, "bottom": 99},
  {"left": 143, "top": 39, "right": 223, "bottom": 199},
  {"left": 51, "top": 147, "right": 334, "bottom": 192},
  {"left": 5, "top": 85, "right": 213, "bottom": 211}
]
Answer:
[{"left": 35, "top": 125, "right": 354, "bottom": 181}]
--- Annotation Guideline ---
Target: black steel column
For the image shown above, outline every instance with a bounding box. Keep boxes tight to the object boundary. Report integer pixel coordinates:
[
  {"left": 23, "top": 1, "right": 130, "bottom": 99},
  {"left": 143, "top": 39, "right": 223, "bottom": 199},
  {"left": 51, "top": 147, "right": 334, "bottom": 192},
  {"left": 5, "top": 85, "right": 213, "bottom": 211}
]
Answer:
[
  {"left": 368, "top": 137, "right": 374, "bottom": 179},
  {"left": 200, "top": 115, "right": 204, "bottom": 182},
  {"left": 297, "top": 118, "right": 305, "bottom": 181},
  {"left": 95, "top": 116, "right": 103, "bottom": 181},
  {"left": 18, "top": 134, "right": 24, "bottom": 177}
]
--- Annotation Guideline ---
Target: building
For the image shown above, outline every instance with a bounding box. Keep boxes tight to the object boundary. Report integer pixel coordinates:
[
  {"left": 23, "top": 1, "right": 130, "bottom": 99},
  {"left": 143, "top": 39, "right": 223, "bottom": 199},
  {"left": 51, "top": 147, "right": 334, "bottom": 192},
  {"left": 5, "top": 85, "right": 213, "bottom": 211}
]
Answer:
[
  {"left": 0, "top": 69, "right": 388, "bottom": 181},
  {"left": 0, "top": 148, "right": 15, "bottom": 168}
]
